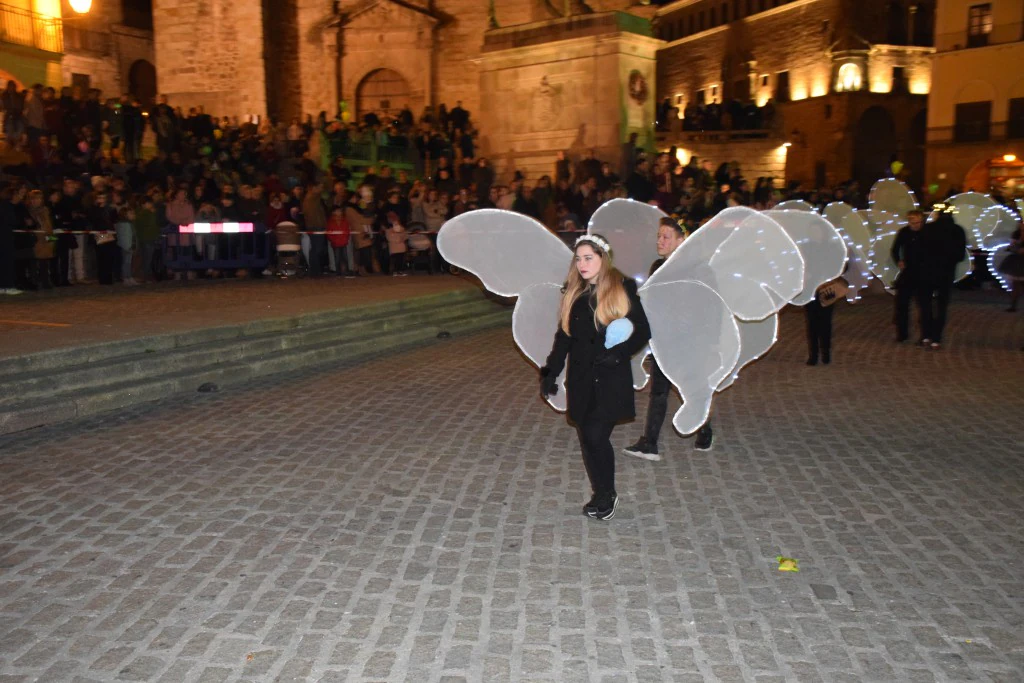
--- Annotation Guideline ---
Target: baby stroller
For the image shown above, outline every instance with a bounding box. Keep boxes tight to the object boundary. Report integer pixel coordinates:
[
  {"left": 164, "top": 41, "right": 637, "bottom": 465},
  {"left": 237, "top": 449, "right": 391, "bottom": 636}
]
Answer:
[
  {"left": 274, "top": 221, "right": 303, "bottom": 277},
  {"left": 406, "top": 222, "right": 436, "bottom": 275}
]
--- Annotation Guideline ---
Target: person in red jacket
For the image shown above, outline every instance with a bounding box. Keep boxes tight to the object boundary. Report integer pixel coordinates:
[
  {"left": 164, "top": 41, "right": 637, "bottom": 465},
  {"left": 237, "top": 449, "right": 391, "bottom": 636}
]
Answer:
[{"left": 326, "top": 207, "right": 352, "bottom": 277}]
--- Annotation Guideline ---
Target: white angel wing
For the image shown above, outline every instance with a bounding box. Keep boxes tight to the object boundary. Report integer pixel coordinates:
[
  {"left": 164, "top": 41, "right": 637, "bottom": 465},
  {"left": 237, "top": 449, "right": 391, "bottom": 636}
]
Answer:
[
  {"left": 868, "top": 178, "right": 918, "bottom": 231},
  {"left": 437, "top": 209, "right": 571, "bottom": 297},
  {"left": 642, "top": 281, "right": 740, "bottom": 434},
  {"left": 868, "top": 230, "right": 900, "bottom": 291},
  {"left": 949, "top": 192, "right": 997, "bottom": 250},
  {"left": 647, "top": 206, "right": 804, "bottom": 320},
  {"left": 764, "top": 210, "right": 848, "bottom": 306},
  {"left": 513, "top": 283, "right": 568, "bottom": 411},
  {"left": 774, "top": 199, "right": 816, "bottom": 212},
  {"left": 989, "top": 247, "right": 1014, "bottom": 291},
  {"left": 587, "top": 198, "right": 664, "bottom": 390},
  {"left": 822, "top": 203, "right": 874, "bottom": 302},
  {"left": 437, "top": 209, "right": 572, "bottom": 412},
  {"left": 639, "top": 209, "right": 802, "bottom": 434},
  {"left": 822, "top": 201, "right": 854, "bottom": 228},
  {"left": 715, "top": 315, "right": 778, "bottom": 391},
  {"left": 838, "top": 230, "right": 874, "bottom": 302},
  {"left": 589, "top": 198, "right": 663, "bottom": 284},
  {"left": 980, "top": 204, "right": 1021, "bottom": 250}
]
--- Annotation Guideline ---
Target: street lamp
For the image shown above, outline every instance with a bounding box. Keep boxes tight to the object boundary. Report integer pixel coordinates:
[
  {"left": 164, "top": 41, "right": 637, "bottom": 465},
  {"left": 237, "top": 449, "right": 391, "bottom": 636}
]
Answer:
[{"left": 69, "top": 0, "right": 92, "bottom": 13}]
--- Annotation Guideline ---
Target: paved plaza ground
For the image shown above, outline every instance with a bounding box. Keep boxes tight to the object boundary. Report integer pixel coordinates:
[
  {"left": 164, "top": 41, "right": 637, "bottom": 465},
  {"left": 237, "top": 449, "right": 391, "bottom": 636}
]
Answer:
[
  {"left": 0, "top": 291, "right": 1022, "bottom": 682},
  {"left": 0, "top": 277, "right": 473, "bottom": 358}
]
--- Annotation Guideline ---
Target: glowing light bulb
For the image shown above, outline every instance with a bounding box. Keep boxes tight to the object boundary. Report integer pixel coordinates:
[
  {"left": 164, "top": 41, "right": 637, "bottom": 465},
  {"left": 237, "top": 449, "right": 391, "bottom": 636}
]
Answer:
[{"left": 69, "top": 0, "right": 92, "bottom": 13}]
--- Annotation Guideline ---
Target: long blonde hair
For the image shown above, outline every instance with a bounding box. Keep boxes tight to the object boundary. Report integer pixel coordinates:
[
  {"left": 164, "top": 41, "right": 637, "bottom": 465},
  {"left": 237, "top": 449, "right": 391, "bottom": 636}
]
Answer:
[{"left": 559, "top": 235, "right": 630, "bottom": 334}]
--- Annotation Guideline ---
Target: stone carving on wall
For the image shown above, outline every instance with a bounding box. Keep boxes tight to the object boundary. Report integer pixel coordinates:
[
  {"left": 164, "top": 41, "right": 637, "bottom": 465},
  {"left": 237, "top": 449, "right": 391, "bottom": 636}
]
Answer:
[{"left": 531, "top": 75, "right": 564, "bottom": 132}]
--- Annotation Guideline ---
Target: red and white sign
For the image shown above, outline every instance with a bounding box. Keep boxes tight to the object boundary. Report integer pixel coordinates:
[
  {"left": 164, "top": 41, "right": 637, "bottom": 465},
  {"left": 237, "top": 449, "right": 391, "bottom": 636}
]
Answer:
[{"left": 179, "top": 223, "right": 254, "bottom": 234}]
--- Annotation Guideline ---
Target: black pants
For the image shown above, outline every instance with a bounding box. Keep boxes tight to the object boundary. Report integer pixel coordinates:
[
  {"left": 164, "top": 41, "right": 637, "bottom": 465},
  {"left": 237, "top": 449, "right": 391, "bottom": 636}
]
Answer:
[
  {"left": 895, "top": 280, "right": 929, "bottom": 341},
  {"left": 919, "top": 282, "right": 952, "bottom": 343},
  {"left": 0, "top": 236, "right": 15, "bottom": 289},
  {"left": 805, "top": 299, "right": 834, "bottom": 361},
  {"left": 389, "top": 252, "right": 405, "bottom": 273},
  {"left": 53, "top": 240, "right": 71, "bottom": 285},
  {"left": 356, "top": 246, "right": 374, "bottom": 274},
  {"left": 578, "top": 416, "right": 617, "bottom": 496},
  {"left": 307, "top": 234, "right": 327, "bottom": 276},
  {"left": 34, "top": 259, "right": 53, "bottom": 289},
  {"left": 96, "top": 242, "right": 119, "bottom": 285},
  {"left": 643, "top": 360, "right": 671, "bottom": 445}
]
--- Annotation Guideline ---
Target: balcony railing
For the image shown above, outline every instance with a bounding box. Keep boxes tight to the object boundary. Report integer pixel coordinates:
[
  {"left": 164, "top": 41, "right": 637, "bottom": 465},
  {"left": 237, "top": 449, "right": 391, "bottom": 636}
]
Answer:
[
  {"left": 0, "top": 2, "right": 63, "bottom": 54},
  {"left": 927, "top": 121, "right": 1024, "bottom": 145},
  {"left": 63, "top": 24, "right": 110, "bottom": 54},
  {"left": 935, "top": 22, "right": 1024, "bottom": 53}
]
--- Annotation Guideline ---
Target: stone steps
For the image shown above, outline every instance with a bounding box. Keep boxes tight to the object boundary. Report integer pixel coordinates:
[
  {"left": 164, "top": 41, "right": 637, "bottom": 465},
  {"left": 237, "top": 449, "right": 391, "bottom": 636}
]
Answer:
[{"left": 0, "top": 289, "right": 511, "bottom": 436}]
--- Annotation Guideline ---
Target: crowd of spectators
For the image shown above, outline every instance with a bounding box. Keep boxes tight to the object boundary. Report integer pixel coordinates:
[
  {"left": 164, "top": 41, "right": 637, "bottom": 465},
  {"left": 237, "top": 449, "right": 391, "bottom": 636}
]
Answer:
[
  {"left": 656, "top": 97, "right": 778, "bottom": 133},
  {"left": 0, "top": 80, "right": 881, "bottom": 296}
]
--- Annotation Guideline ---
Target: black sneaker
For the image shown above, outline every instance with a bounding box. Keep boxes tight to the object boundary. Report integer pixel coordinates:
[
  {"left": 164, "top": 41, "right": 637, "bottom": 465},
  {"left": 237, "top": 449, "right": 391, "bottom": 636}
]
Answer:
[
  {"left": 586, "top": 492, "right": 618, "bottom": 520},
  {"left": 622, "top": 438, "right": 660, "bottom": 461},
  {"left": 694, "top": 424, "right": 714, "bottom": 451}
]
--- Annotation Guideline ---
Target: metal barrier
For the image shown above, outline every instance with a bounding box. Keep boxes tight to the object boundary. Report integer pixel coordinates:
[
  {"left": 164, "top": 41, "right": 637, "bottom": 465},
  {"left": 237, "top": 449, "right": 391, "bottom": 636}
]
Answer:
[{"left": 162, "top": 223, "right": 271, "bottom": 271}]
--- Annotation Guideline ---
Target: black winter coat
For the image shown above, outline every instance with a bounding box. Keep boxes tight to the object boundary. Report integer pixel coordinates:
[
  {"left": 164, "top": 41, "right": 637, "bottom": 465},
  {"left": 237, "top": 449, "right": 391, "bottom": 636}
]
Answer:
[{"left": 544, "top": 277, "right": 651, "bottom": 425}]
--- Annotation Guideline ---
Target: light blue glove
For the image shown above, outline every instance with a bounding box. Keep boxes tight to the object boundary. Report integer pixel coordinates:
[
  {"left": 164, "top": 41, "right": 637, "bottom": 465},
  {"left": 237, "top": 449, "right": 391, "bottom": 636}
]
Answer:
[{"left": 604, "top": 318, "right": 634, "bottom": 349}]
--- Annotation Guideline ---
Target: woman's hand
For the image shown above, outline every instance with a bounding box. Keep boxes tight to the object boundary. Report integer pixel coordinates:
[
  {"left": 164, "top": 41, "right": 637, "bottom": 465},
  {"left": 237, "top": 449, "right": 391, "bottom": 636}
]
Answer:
[{"left": 539, "top": 367, "right": 558, "bottom": 397}]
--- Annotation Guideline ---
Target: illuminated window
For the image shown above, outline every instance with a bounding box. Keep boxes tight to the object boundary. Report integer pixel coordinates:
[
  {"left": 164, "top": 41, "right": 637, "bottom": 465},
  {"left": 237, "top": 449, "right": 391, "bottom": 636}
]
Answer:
[
  {"left": 836, "top": 63, "right": 862, "bottom": 92},
  {"left": 967, "top": 4, "right": 992, "bottom": 48}
]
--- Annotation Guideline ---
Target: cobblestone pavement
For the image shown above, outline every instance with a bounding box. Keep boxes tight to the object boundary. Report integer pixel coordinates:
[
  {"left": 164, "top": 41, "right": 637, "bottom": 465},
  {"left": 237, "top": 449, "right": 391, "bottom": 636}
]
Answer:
[
  {"left": 1, "top": 293, "right": 1022, "bottom": 683},
  {"left": 0, "top": 275, "right": 471, "bottom": 358}
]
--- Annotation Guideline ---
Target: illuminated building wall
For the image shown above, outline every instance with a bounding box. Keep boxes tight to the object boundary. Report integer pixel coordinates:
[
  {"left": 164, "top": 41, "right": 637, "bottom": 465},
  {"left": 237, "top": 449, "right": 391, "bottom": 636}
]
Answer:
[
  {"left": 653, "top": 0, "right": 933, "bottom": 189},
  {"left": 925, "top": 0, "right": 1024, "bottom": 196}
]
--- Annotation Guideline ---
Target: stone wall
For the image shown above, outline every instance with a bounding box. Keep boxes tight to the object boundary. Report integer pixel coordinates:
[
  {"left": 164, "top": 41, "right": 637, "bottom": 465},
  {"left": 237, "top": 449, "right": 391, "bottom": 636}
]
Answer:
[
  {"left": 656, "top": 0, "right": 837, "bottom": 110},
  {"left": 153, "top": 0, "right": 267, "bottom": 117},
  {"left": 478, "top": 17, "right": 659, "bottom": 183},
  {"left": 264, "top": 0, "right": 303, "bottom": 122},
  {"left": 295, "top": 0, "right": 337, "bottom": 119},
  {"left": 61, "top": 53, "right": 121, "bottom": 95}
]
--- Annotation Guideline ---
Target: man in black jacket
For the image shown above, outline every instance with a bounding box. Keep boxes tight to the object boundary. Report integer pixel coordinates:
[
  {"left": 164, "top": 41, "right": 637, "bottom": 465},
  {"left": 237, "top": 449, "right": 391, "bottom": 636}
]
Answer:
[
  {"left": 918, "top": 208, "right": 967, "bottom": 348},
  {"left": 891, "top": 209, "right": 928, "bottom": 343}
]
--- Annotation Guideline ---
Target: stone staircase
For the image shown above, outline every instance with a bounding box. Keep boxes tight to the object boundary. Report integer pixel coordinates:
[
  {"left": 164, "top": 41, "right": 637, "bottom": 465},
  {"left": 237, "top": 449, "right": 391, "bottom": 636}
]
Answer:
[{"left": 0, "top": 289, "right": 511, "bottom": 436}]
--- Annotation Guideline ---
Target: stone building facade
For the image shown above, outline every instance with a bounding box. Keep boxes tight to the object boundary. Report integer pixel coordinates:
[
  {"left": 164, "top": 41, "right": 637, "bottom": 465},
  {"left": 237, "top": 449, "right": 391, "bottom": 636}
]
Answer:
[
  {"left": 654, "top": 0, "right": 934, "bottom": 190},
  {"left": 145, "top": 0, "right": 937, "bottom": 187},
  {"left": 925, "top": 0, "right": 1024, "bottom": 198},
  {"left": 61, "top": 0, "right": 156, "bottom": 102},
  {"left": 0, "top": 1, "right": 155, "bottom": 105}
]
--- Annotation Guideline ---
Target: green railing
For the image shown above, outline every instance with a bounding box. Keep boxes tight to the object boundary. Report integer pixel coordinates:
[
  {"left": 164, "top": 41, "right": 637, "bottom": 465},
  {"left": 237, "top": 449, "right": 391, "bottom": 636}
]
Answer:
[
  {"left": 0, "top": 2, "right": 63, "bottom": 54},
  {"left": 326, "top": 136, "right": 420, "bottom": 178}
]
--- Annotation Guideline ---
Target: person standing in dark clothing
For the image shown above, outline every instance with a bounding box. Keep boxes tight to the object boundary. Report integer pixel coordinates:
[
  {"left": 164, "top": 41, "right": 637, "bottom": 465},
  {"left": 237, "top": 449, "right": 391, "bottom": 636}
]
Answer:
[
  {"left": 88, "top": 193, "right": 118, "bottom": 285},
  {"left": 624, "top": 218, "right": 714, "bottom": 460},
  {"left": 917, "top": 208, "right": 967, "bottom": 349},
  {"left": 625, "top": 158, "right": 656, "bottom": 203},
  {"left": 0, "top": 183, "right": 27, "bottom": 295},
  {"left": 541, "top": 234, "right": 651, "bottom": 520},
  {"left": 52, "top": 179, "right": 83, "bottom": 287},
  {"left": 891, "top": 209, "right": 928, "bottom": 343}
]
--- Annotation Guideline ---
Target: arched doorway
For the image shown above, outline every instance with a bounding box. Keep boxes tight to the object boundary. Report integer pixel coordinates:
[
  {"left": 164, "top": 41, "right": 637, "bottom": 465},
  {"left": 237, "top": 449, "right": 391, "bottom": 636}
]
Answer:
[
  {"left": 853, "top": 106, "right": 897, "bottom": 190},
  {"left": 128, "top": 60, "right": 157, "bottom": 106},
  {"left": 356, "top": 69, "right": 411, "bottom": 123}
]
